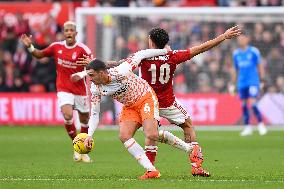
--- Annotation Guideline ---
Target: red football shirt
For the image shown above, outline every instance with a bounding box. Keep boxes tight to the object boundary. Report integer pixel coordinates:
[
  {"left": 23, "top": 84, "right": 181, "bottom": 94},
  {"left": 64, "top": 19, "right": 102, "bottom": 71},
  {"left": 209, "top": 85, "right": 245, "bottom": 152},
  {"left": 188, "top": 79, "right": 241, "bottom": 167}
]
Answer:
[
  {"left": 139, "top": 50, "right": 191, "bottom": 108},
  {"left": 42, "top": 41, "right": 92, "bottom": 95}
]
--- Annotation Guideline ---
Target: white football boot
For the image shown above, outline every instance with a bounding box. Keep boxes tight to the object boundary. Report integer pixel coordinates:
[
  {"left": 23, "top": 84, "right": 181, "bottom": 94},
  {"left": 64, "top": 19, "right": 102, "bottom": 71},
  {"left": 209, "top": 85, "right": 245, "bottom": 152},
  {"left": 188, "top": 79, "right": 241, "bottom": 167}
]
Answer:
[
  {"left": 73, "top": 151, "right": 82, "bottom": 162},
  {"left": 240, "top": 126, "right": 253, "bottom": 136},
  {"left": 81, "top": 154, "right": 92, "bottom": 163},
  {"left": 257, "top": 122, "right": 268, "bottom": 136}
]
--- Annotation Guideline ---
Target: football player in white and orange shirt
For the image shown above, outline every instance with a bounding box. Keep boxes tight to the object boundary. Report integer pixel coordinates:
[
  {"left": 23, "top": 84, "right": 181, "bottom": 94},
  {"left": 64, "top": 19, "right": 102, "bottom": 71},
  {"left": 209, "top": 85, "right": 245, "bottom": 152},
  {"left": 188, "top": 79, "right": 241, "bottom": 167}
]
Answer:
[
  {"left": 81, "top": 26, "right": 241, "bottom": 177},
  {"left": 21, "top": 21, "right": 92, "bottom": 162},
  {"left": 72, "top": 26, "right": 241, "bottom": 177},
  {"left": 81, "top": 49, "right": 170, "bottom": 179}
]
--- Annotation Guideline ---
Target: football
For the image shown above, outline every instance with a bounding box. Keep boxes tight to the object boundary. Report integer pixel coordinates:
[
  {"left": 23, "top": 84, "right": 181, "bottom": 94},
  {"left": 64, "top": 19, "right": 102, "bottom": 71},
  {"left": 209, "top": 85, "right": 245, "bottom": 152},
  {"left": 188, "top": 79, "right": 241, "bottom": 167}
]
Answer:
[{"left": 73, "top": 133, "right": 94, "bottom": 154}]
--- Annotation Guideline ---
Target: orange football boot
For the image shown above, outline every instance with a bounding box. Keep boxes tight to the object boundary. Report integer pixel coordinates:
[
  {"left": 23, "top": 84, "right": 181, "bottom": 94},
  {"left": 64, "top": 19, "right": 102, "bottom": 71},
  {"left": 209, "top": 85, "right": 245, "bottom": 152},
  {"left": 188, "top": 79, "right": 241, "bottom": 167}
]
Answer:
[
  {"left": 192, "top": 166, "right": 210, "bottom": 177},
  {"left": 139, "top": 170, "right": 161, "bottom": 180},
  {"left": 189, "top": 144, "right": 210, "bottom": 177}
]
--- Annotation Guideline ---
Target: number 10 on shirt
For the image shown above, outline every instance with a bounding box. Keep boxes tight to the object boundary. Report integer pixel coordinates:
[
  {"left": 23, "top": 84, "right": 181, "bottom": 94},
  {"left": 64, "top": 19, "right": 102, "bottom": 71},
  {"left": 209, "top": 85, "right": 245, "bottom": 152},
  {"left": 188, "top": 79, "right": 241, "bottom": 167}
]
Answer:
[{"left": 148, "top": 63, "right": 171, "bottom": 84}]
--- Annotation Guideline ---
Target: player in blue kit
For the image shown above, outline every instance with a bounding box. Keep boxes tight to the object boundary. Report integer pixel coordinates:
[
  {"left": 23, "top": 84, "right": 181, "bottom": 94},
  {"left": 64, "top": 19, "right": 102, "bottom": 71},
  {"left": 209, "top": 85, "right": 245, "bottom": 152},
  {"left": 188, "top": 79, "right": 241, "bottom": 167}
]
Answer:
[{"left": 229, "top": 34, "right": 267, "bottom": 136}]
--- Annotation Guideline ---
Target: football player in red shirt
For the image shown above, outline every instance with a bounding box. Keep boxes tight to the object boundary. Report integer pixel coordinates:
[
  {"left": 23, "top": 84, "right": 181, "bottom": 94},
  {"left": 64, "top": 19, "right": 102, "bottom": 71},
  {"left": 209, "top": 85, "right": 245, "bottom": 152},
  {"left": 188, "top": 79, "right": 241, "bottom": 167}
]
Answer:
[
  {"left": 140, "top": 26, "right": 241, "bottom": 176},
  {"left": 21, "top": 21, "right": 93, "bottom": 163}
]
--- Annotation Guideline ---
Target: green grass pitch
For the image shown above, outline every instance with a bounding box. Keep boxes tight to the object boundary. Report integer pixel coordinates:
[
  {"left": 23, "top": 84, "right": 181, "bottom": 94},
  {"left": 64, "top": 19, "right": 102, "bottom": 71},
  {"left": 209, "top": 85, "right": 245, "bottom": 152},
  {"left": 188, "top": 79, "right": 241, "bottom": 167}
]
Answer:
[{"left": 0, "top": 126, "right": 283, "bottom": 189}]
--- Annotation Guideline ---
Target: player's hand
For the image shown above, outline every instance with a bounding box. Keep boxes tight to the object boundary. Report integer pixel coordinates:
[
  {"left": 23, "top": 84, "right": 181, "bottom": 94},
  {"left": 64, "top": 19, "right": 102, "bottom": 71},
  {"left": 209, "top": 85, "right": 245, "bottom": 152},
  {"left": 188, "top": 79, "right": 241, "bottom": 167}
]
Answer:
[
  {"left": 20, "top": 34, "right": 33, "bottom": 48},
  {"left": 223, "top": 25, "right": 242, "bottom": 39},
  {"left": 84, "top": 136, "right": 93, "bottom": 150},
  {"left": 105, "top": 60, "right": 119, "bottom": 68},
  {"left": 228, "top": 83, "right": 236, "bottom": 96},
  {"left": 75, "top": 54, "right": 92, "bottom": 66},
  {"left": 70, "top": 73, "right": 82, "bottom": 82}
]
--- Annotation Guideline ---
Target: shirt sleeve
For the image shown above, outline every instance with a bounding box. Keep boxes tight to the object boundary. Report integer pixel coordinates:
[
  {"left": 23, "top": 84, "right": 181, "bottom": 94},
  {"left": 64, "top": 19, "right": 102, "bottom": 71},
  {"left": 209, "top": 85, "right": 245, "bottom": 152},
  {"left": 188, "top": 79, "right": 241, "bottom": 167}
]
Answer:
[
  {"left": 81, "top": 43, "right": 93, "bottom": 59},
  {"left": 171, "top": 49, "right": 191, "bottom": 65},
  {"left": 87, "top": 84, "right": 101, "bottom": 137},
  {"left": 111, "top": 62, "right": 133, "bottom": 78},
  {"left": 124, "top": 49, "right": 168, "bottom": 70},
  {"left": 41, "top": 43, "right": 56, "bottom": 57}
]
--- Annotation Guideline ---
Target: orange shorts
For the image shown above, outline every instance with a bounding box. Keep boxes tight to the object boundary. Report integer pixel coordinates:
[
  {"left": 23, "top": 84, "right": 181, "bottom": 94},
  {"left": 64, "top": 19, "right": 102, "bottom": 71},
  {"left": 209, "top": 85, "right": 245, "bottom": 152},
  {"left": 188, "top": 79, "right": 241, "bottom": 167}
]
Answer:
[{"left": 119, "top": 90, "right": 159, "bottom": 124}]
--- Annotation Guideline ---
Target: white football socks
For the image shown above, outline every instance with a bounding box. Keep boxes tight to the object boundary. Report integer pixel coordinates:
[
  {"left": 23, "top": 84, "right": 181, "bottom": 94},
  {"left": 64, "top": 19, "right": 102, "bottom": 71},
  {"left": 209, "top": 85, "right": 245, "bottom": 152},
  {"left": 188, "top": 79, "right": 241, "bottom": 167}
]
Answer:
[
  {"left": 124, "top": 138, "right": 156, "bottom": 171},
  {"left": 159, "top": 130, "right": 193, "bottom": 153}
]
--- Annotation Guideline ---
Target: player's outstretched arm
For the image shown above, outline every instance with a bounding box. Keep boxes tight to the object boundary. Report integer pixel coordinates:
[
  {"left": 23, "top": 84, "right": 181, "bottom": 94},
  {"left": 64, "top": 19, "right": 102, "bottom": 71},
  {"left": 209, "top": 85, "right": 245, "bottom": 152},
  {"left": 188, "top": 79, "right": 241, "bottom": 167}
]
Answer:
[
  {"left": 70, "top": 70, "right": 88, "bottom": 82},
  {"left": 105, "top": 60, "right": 125, "bottom": 68},
  {"left": 128, "top": 49, "right": 168, "bottom": 69},
  {"left": 134, "top": 49, "right": 168, "bottom": 61},
  {"left": 75, "top": 54, "right": 121, "bottom": 68},
  {"left": 20, "top": 34, "right": 46, "bottom": 59},
  {"left": 190, "top": 25, "right": 242, "bottom": 58},
  {"left": 84, "top": 93, "right": 101, "bottom": 150}
]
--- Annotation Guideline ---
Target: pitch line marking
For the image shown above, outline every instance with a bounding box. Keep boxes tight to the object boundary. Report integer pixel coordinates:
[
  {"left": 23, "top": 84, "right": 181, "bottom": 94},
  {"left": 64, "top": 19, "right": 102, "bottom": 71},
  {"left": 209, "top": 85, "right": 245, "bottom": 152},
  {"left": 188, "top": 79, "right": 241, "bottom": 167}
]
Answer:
[{"left": 0, "top": 178, "right": 283, "bottom": 183}]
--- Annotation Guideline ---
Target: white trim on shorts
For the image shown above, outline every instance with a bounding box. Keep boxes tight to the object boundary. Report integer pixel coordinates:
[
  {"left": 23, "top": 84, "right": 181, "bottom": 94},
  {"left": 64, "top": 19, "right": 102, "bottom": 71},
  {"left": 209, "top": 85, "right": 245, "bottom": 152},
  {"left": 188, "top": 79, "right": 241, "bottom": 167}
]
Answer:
[
  {"left": 159, "top": 98, "right": 189, "bottom": 125},
  {"left": 57, "top": 92, "right": 90, "bottom": 113},
  {"left": 149, "top": 89, "right": 160, "bottom": 121}
]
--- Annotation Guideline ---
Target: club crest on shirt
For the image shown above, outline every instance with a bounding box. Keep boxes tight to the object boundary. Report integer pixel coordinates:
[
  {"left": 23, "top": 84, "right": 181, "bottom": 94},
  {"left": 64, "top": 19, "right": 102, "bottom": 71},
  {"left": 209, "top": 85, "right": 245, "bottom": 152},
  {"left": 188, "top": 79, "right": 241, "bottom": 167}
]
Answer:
[{"left": 72, "top": 52, "right": 77, "bottom": 60}]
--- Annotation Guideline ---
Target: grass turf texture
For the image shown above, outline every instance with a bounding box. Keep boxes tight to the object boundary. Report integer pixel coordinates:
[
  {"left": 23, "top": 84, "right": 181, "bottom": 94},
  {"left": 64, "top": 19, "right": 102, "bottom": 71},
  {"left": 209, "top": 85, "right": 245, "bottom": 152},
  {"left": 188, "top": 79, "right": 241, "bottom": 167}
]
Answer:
[{"left": 0, "top": 126, "right": 283, "bottom": 189}]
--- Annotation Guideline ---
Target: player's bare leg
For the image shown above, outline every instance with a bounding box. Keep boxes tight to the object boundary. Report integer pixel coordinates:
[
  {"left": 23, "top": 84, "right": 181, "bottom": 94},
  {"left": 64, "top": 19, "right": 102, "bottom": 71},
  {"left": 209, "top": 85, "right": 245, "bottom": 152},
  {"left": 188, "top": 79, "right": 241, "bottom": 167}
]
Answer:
[
  {"left": 61, "top": 104, "right": 76, "bottom": 139},
  {"left": 78, "top": 111, "right": 91, "bottom": 163},
  {"left": 143, "top": 119, "right": 159, "bottom": 165},
  {"left": 140, "top": 119, "right": 161, "bottom": 179},
  {"left": 179, "top": 117, "right": 196, "bottom": 143},
  {"left": 179, "top": 118, "right": 210, "bottom": 177},
  {"left": 119, "top": 121, "right": 160, "bottom": 179},
  {"left": 119, "top": 120, "right": 140, "bottom": 144},
  {"left": 61, "top": 104, "right": 80, "bottom": 161}
]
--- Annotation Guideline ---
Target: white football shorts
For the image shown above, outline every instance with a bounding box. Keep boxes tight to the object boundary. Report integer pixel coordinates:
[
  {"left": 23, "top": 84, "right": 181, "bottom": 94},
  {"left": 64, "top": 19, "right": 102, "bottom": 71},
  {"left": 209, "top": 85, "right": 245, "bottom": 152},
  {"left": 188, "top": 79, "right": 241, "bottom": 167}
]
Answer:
[
  {"left": 159, "top": 99, "right": 189, "bottom": 125},
  {"left": 57, "top": 92, "right": 90, "bottom": 113}
]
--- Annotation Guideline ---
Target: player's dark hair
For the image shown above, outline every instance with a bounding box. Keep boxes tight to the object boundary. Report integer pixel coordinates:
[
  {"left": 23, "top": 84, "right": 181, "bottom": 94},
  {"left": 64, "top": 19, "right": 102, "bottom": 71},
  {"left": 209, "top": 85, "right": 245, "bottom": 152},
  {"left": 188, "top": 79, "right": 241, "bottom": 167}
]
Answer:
[
  {"left": 86, "top": 59, "right": 107, "bottom": 71},
  {"left": 149, "top": 27, "right": 169, "bottom": 49}
]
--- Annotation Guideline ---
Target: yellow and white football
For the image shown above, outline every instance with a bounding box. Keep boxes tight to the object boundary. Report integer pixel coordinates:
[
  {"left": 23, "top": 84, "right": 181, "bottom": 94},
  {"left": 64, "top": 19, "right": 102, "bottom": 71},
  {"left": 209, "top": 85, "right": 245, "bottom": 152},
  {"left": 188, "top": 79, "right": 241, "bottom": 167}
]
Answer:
[{"left": 73, "top": 133, "right": 94, "bottom": 154}]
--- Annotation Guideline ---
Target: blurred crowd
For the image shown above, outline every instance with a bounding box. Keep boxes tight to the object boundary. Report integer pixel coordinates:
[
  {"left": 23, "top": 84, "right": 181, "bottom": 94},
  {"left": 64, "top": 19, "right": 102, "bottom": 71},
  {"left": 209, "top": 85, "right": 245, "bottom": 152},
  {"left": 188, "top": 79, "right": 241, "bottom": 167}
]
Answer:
[
  {"left": 0, "top": 13, "right": 62, "bottom": 92},
  {"left": 0, "top": 0, "right": 284, "bottom": 94},
  {"left": 100, "top": 19, "right": 284, "bottom": 94},
  {"left": 1, "top": 0, "right": 283, "bottom": 7},
  {"left": 97, "top": 0, "right": 284, "bottom": 7}
]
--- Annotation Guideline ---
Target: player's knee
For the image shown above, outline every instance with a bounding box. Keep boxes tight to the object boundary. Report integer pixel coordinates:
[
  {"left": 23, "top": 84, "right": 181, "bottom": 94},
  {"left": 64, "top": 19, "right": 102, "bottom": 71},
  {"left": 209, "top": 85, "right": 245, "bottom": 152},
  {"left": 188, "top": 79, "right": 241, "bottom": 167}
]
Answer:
[
  {"left": 145, "top": 131, "right": 159, "bottom": 142},
  {"left": 119, "top": 133, "right": 132, "bottom": 143},
  {"left": 64, "top": 119, "right": 73, "bottom": 125},
  {"left": 63, "top": 113, "right": 73, "bottom": 122}
]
